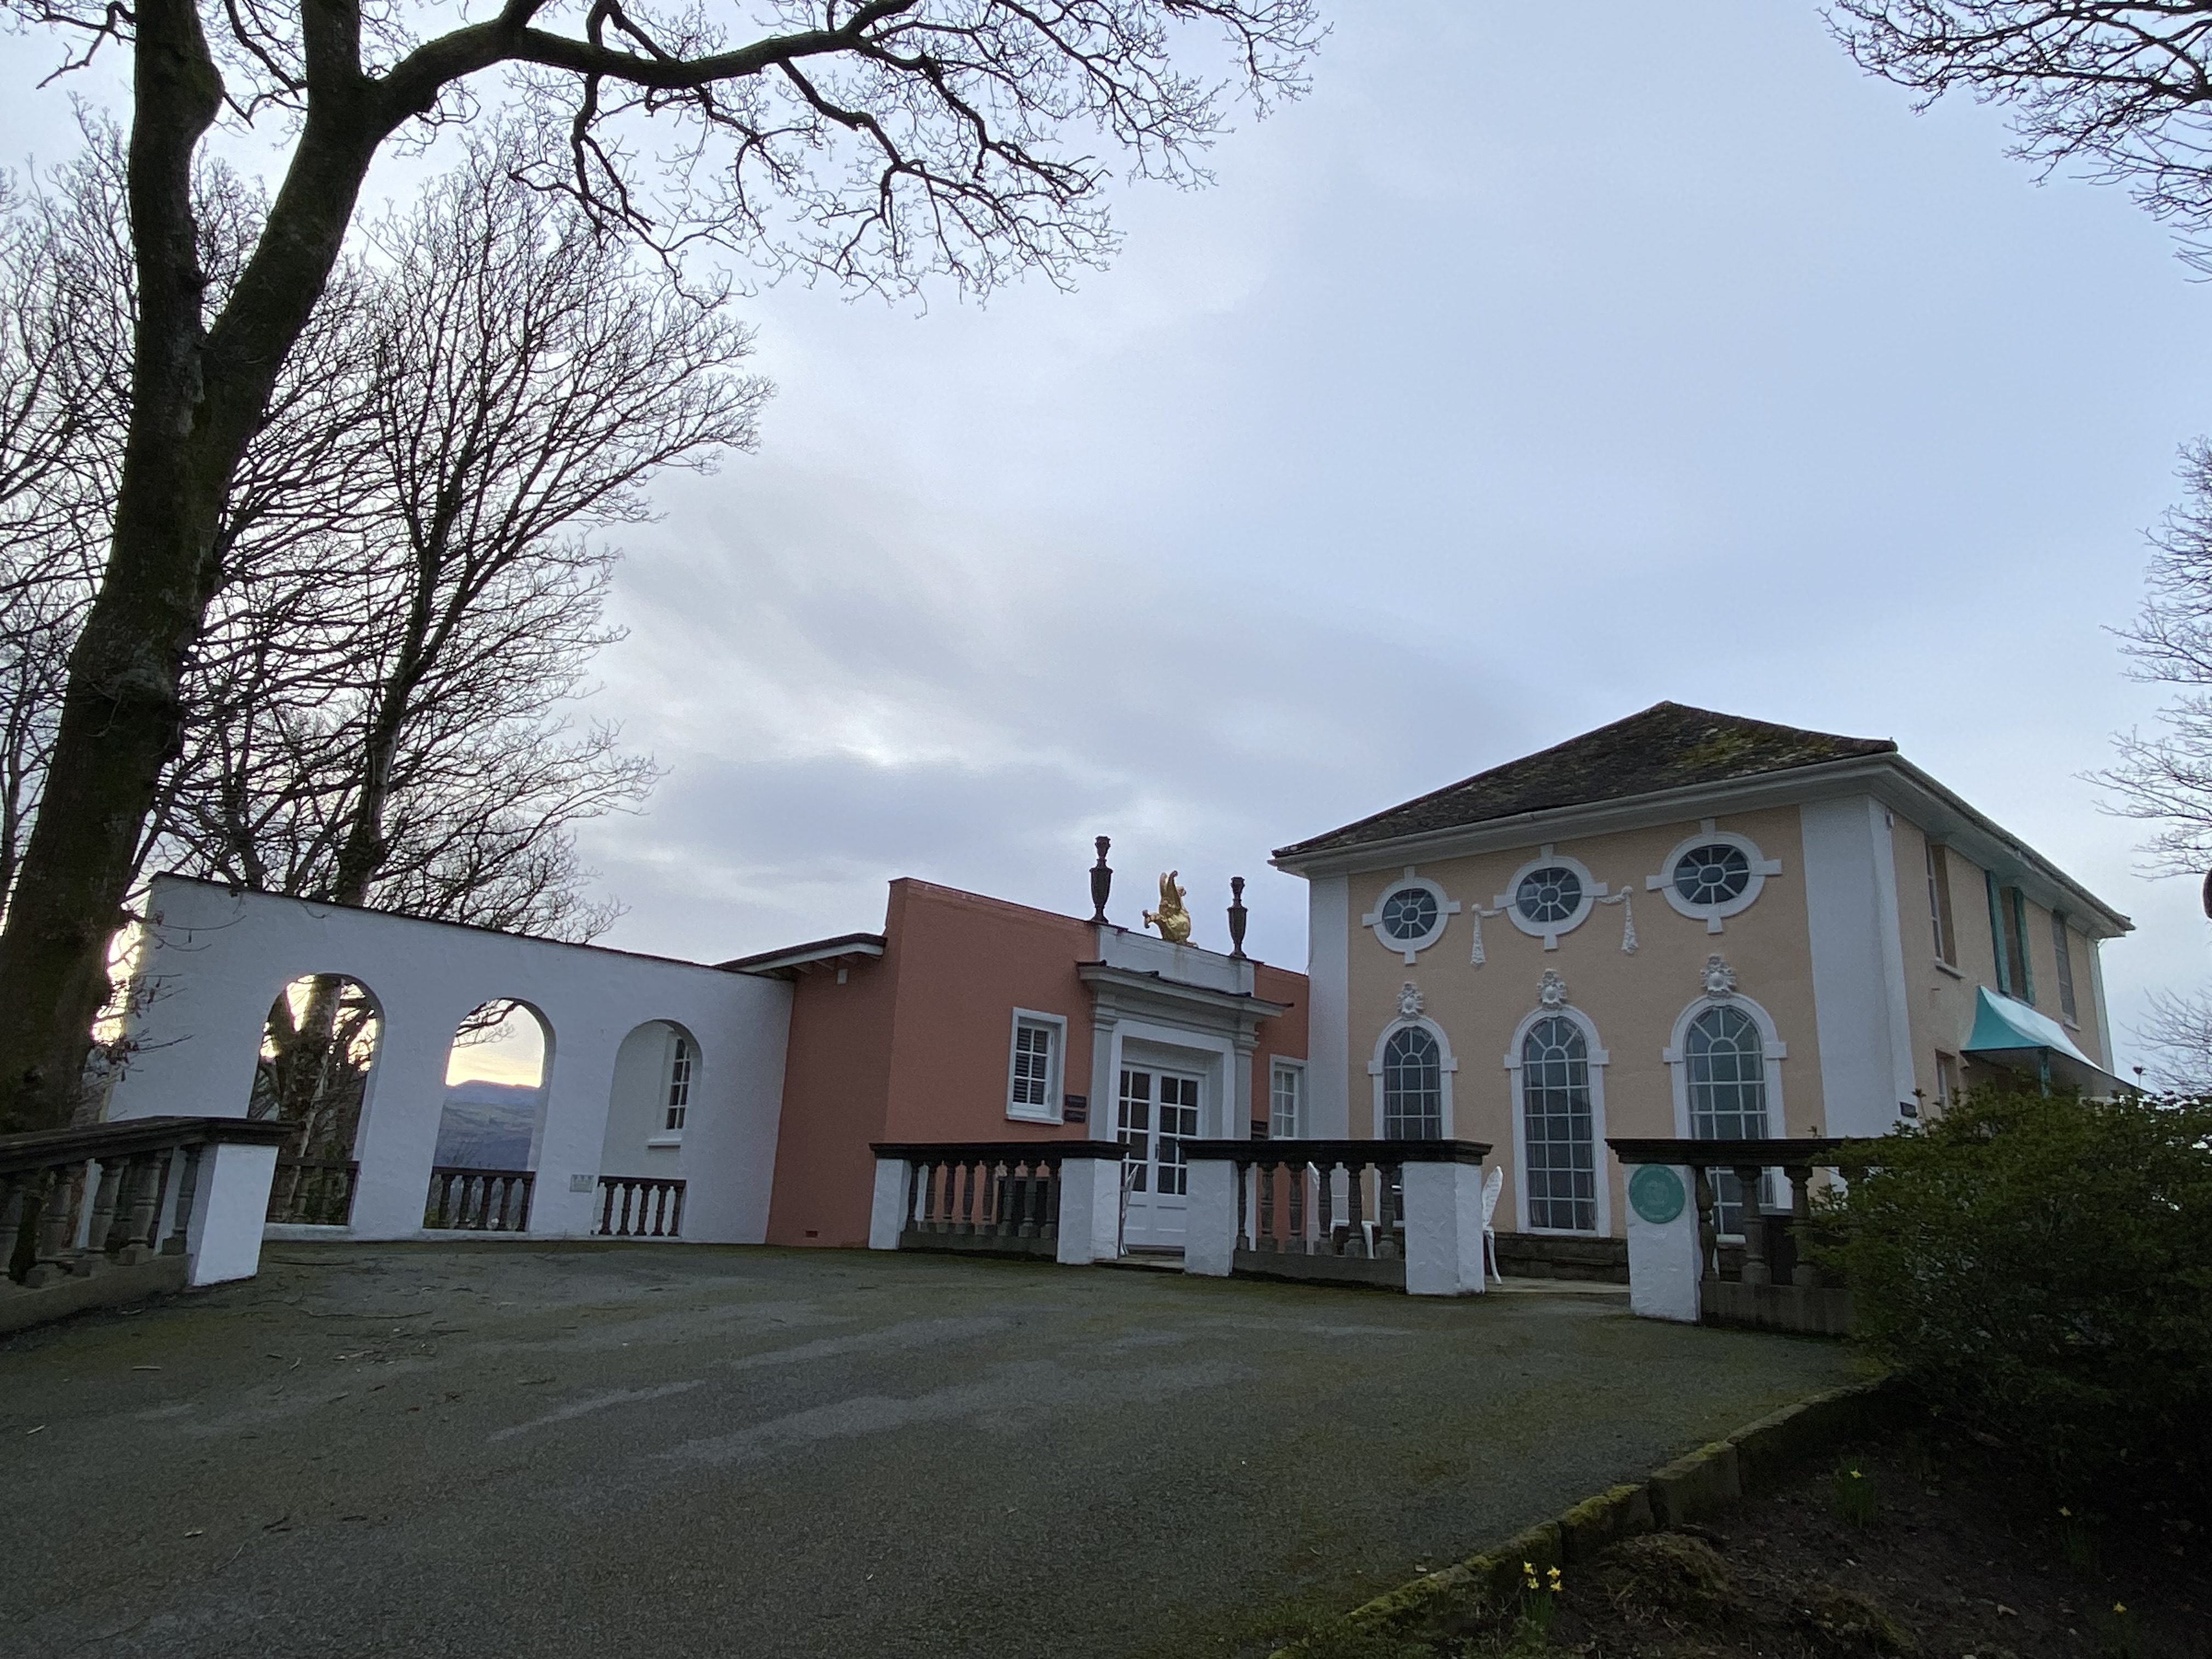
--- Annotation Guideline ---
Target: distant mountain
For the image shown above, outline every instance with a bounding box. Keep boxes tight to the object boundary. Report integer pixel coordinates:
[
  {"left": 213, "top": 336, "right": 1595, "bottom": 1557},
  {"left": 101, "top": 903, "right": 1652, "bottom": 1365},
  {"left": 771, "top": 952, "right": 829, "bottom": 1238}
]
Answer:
[{"left": 433, "top": 1081, "right": 541, "bottom": 1169}]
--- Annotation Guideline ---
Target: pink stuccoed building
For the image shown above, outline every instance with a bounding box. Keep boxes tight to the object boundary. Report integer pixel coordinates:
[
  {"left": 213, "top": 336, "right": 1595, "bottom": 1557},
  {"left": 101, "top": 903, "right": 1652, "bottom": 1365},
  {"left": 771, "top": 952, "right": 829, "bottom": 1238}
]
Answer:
[{"left": 733, "top": 877, "right": 1307, "bottom": 1252}]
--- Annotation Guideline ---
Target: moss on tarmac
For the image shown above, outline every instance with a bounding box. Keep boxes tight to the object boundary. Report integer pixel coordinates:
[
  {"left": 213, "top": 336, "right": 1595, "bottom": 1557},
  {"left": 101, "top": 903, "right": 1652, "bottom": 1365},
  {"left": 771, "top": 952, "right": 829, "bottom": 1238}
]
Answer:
[{"left": 0, "top": 1244, "right": 1867, "bottom": 1658}]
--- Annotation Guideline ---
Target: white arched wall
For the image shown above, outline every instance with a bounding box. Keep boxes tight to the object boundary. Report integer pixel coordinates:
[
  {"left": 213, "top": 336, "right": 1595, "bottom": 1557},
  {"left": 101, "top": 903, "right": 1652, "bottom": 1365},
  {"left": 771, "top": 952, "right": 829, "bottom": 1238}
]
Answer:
[
  {"left": 600, "top": 1019, "right": 696, "bottom": 1179},
  {"left": 1661, "top": 992, "right": 1788, "bottom": 1140},
  {"left": 1501, "top": 1001, "right": 1611, "bottom": 1238},
  {"left": 1367, "top": 1015, "right": 1459, "bottom": 1139},
  {"left": 108, "top": 876, "right": 793, "bottom": 1243}
]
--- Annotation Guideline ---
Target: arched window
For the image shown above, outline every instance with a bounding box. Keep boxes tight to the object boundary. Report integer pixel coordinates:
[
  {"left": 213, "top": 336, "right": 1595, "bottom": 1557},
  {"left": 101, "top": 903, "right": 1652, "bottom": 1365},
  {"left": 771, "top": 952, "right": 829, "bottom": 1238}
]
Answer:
[
  {"left": 1381, "top": 1026, "right": 1442, "bottom": 1139},
  {"left": 1521, "top": 1015, "right": 1595, "bottom": 1231},
  {"left": 1686, "top": 1003, "right": 1768, "bottom": 1235}
]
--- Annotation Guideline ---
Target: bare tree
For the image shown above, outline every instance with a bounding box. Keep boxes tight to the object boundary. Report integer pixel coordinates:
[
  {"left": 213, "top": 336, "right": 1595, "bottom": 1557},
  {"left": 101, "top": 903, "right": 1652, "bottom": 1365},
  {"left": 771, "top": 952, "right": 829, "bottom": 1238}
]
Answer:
[
  {"left": 0, "top": 0, "right": 1322, "bottom": 1133},
  {"left": 1830, "top": 3, "right": 2212, "bottom": 266}
]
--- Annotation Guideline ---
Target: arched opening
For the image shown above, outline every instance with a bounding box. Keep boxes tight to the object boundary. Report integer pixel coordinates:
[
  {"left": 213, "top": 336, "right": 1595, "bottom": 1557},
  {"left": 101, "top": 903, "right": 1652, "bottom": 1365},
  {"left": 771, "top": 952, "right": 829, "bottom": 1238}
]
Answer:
[
  {"left": 1686, "top": 1002, "right": 1770, "bottom": 1236},
  {"left": 1520, "top": 1014, "right": 1596, "bottom": 1233},
  {"left": 435, "top": 1000, "right": 552, "bottom": 1169},
  {"left": 253, "top": 974, "right": 383, "bottom": 1226},
  {"left": 1380, "top": 1026, "right": 1443, "bottom": 1139},
  {"left": 425, "top": 1001, "right": 553, "bottom": 1233},
  {"left": 595, "top": 1021, "right": 698, "bottom": 1238}
]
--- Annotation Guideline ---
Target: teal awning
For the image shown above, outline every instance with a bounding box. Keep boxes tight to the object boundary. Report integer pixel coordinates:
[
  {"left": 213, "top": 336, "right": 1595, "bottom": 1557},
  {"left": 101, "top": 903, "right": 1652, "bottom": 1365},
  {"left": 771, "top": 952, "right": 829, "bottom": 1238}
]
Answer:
[{"left": 1961, "top": 986, "right": 2126, "bottom": 1095}]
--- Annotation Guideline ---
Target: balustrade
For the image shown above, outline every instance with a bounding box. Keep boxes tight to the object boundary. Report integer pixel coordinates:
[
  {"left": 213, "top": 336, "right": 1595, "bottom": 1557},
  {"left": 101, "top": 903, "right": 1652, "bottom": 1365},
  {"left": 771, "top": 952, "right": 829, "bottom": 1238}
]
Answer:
[
  {"left": 595, "top": 1176, "right": 685, "bottom": 1238},
  {"left": 1, "top": 1115, "right": 292, "bottom": 1324},
  {"left": 1183, "top": 1138, "right": 1494, "bottom": 1291},
  {"left": 1608, "top": 1137, "right": 1857, "bottom": 1335},
  {"left": 422, "top": 1167, "right": 535, "bottom": 1233},
  {"left": 267, "top": 1156, "right": 359, "bottom": 1226},
  {"left": 871, "top": 1142, "right": 1070, "bottom": 1258}
]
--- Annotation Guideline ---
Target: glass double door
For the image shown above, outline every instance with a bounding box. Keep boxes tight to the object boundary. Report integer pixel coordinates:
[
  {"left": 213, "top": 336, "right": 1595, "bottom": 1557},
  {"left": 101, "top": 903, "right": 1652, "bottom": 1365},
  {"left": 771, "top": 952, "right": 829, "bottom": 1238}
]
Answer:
[{"left": 1118, "top": 1066, "right": 1200, "bottom": 1250}]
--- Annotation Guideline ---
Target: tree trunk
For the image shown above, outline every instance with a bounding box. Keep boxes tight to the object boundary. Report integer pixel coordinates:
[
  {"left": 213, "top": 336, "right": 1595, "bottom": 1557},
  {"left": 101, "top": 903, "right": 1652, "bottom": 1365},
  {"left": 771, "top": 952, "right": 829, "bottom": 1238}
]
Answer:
[{"left": 0, "top": 2, "right": 387, "bottom": 1133}]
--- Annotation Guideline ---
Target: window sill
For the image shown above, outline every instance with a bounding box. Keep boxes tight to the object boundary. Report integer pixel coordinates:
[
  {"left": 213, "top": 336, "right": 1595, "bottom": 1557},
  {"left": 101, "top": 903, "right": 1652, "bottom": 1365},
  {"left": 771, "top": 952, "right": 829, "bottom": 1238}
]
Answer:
[
  {"left": 1932, "top": 959, "right": 1965, "bottom": 980},
  {"left": 1005, "top": 1107, "right": 1062, "bottom": 1126},
  {"left": 647, "top": 1135, "right": 683, "bottom": 1149}
]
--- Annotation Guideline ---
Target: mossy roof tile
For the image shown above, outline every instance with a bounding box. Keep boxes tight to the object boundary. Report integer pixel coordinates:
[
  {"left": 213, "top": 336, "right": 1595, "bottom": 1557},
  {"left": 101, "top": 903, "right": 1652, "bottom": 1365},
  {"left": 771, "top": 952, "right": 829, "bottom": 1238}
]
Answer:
[{"left": 1276, "top": 702, "right": 1894, "bottom": 859}]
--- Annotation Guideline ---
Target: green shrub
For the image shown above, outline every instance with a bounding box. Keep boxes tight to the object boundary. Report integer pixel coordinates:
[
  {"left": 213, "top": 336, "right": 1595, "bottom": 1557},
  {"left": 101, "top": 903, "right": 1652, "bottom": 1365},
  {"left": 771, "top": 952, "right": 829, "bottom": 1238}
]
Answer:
[{"left": 1814, "top": 1085, "right": 2212, "bottom": 1494}]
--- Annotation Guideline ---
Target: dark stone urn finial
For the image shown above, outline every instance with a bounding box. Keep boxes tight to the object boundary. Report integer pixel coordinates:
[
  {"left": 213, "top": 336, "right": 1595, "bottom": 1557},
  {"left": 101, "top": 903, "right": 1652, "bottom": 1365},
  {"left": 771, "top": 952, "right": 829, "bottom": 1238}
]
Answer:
[
  {"left": 1090, "top": 836, "right": 1113, "bottom": 925},
  {"left": 1227, "top": 876, "right": 1249, "bottom": 960}
]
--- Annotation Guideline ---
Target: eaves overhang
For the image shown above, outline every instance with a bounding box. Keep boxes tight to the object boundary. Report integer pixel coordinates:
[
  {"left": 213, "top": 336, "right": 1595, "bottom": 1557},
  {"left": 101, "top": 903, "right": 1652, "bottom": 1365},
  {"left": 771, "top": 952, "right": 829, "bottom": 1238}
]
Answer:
[
  {"left": 719, "top": 932, "right": 887, "bottom": 978},
  {"left": 1270, "top": 754, "right": 2131, "bottom": 940}
]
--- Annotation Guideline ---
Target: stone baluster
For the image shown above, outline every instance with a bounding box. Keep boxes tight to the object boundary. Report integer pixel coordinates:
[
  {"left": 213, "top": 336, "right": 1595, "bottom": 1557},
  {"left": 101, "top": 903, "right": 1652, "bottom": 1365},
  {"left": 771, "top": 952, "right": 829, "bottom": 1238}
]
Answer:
[
  {"left": 27, "top": 1163, "right": 86, "bottom": 1285},
  {"left": 1733, "top": 1164, "right": 1770, "bottom": 1285},
  {"left": 1287, "top": 1160, "right": 1306, "bottom": 1256},
  {"left": 1345, "top": 1160, "right": 1367, "bottom": 1257},
  {"left": 164, "top": 1146, "right": 201, "bottom": 1257},
  {"left": 1317, "top": 1161, "right": 1336, "bottom": 1255},
  {"left": 1692, "top": 1166, "right": 1718, "bottom": 1284},
  {"left": 1235, "top": 1158, "right": 1251, "bottom": 1249},
  {"left": 1257, "top": 1159, "right": 1277, "bottom": 1252},
  {"left": 1378, "top": 1165, "right": 1403, "bottom": 1259},
  {"left": 114, "top": 1154, "right": 162, "bottom": 1261},
  {"left": 957, "top": 1160, "right": 978, "bottom": 1236},
  {"left": 1786, "top": 1165, "right": 1819, "bottom": 1288},
  {"left": 83, "top": 1159, "right": 125, "bottom": 1265}
]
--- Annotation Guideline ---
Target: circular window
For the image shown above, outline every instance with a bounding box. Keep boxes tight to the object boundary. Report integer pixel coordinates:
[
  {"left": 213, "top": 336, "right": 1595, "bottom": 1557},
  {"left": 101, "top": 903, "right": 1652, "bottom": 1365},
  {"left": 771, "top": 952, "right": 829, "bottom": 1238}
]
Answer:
[
  {"left": 1380, "top": 886, "right": 1438, "bottom": 943},
  {"left": 1364, "top": 875, "right": 1455, "bottom": 961},
  {"left": 1673, "top": 844, "right": 1751, "bottom": 908},
  {"left": 1516, "top": 865, "right": 1584, "bottom": 926},
  {"left": 1651, "top": 828, "right": 1776, "bottom": 932}
]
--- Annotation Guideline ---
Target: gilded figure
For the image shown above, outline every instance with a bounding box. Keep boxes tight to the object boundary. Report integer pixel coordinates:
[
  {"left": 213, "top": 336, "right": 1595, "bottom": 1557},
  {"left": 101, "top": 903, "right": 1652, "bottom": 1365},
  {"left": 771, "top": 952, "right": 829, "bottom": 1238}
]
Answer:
[{"left": 1144, "top": 871, "right": 1190, "bottom": 944}]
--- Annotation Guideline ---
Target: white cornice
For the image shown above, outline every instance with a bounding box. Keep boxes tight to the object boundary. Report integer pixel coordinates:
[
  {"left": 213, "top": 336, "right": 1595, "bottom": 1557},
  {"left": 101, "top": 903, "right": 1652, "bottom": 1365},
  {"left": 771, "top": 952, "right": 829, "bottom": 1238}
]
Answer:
[{"left": 1270, "top": 755, "right": 2131, "bottom": 939}]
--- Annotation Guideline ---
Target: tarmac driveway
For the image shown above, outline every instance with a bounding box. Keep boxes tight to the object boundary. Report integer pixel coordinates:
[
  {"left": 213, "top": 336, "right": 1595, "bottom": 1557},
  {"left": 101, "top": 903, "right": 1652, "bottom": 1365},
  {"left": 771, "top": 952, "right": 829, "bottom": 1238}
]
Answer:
[{"left": 0, "top": 1243, "right": 1864, "bottom": 1658}]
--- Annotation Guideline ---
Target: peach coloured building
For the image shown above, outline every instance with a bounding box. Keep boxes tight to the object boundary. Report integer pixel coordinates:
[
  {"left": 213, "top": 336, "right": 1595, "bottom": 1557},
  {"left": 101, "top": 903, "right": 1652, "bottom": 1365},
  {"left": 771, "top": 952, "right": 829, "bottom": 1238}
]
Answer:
[
  {"left": 737, "top": 877, "right": 1307, "bottom": 1250},
  {"left": 1272, "top": 703, "right": 2130, "bottom": 1277}
]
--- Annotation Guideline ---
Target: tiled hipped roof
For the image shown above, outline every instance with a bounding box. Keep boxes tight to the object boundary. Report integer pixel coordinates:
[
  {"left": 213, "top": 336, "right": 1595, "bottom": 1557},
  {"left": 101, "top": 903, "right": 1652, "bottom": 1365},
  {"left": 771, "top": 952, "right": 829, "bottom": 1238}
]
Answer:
[{"left": 1276, "top": 702, "right": 1895, "bottom": 859}]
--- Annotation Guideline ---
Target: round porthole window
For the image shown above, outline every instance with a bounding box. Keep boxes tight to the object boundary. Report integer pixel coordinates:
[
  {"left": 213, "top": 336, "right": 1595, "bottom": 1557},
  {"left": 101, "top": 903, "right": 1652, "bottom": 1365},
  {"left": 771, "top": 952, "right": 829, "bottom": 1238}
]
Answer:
[
  {"left": 1380, "top": 886, "right": 1438, "bottom": 943},
  {"left": 1515, "top": 865, "right": 1583, "bottom": 926},
  {"left": 1673, "top": 844, "right": 1751, "bottom": 908},
  {"left": 1363, "top": 874, "right": 1457, "bottom": 962},
  {"left": 1497, "top": 851, "right": 1601, "bottom": 947},
  {"left": 1648, "top": 828, "right": 1779, "bottom": 933}
]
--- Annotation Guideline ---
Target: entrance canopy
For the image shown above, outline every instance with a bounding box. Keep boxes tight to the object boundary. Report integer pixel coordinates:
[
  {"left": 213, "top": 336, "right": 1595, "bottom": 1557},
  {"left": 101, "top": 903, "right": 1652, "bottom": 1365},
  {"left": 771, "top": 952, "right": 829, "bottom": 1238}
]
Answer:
[{"left": 1961, "top": 986, "right": 2126, "bottom": 1096}]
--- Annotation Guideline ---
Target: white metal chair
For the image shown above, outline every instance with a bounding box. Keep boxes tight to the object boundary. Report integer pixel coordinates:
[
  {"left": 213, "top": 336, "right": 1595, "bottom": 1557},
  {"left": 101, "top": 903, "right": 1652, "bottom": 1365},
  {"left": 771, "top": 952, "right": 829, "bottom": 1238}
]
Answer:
[{"left": 1480, "top": 1164, "right": 1505, "bottom": 1285}]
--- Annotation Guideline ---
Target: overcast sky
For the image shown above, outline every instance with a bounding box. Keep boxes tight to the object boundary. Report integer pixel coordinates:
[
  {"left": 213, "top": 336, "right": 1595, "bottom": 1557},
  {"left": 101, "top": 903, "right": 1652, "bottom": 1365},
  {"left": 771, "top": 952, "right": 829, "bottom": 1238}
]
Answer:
[{"left": 9, "top": 4, "right": 2212, "bottom": 1075}]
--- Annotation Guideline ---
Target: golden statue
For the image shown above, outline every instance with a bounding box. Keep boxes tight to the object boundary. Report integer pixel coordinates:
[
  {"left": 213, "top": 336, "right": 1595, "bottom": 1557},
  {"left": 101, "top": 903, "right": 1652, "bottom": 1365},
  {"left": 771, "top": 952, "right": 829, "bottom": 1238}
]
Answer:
[{"left": 1144, "top": 870, "right": 1191, "bottom": 944}]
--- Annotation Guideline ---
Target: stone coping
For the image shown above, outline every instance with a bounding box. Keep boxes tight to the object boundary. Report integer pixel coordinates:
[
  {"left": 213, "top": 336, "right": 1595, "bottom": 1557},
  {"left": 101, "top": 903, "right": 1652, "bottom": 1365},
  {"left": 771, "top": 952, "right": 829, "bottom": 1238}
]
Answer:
[{"left": 1269, "top": 1376, "right": 1901, "bottom": 1655}]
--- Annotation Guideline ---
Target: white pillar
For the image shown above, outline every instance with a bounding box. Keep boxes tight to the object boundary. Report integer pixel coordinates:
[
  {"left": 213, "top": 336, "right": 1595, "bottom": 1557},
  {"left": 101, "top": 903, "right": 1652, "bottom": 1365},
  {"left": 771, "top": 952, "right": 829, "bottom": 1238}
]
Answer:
[
  {"left": 1400, "top": 1160, "right": 1489, "bottom": 1296},
  {"left": 1056, "top": 1154, "right": 1125, "bottom": 1265},
  {"left": 868, "top": 1157, "right": 908, "bottom": 1251},
  {"left": 1625, "top": 1163, "right": 1702, "bottom": 1323},
  {"left": 187, "top": 1140, "right": 279, "bottom": 1286},
  {"left": 1182, "top": 1156, "right": 1237, "bottom": 1277}
]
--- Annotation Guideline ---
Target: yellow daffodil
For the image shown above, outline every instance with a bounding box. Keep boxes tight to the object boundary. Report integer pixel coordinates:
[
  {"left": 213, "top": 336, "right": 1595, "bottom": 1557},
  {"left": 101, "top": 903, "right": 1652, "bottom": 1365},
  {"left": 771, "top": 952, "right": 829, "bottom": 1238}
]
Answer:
[
  {"left": 2114, "top": 1602, "right": 2128, "bottom": 1615},
  {"left": 2059, "top": 1506, "right": 2072, "bottom": 1517}
]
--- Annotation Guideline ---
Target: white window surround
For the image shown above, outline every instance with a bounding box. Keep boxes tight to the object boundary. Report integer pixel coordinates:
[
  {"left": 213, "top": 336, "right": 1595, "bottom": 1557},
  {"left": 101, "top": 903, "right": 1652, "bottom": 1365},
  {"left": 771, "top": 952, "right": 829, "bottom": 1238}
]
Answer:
[
  {"left": 1006, "top": 1008, "right": 1067, "bottom": 1124},
  {"left": 1501, "top": 1000, "right": 1610, "bottom": 1237},
  {"left": 1269, "top": 1058, "right": 1306, "bottom": 1139},
  {"left": 1496, "top": 847, "right": 1605, "bottom": 950},
  {"left": 1362, "top": 867, "right": 1460, "bottom": 964},
  {"left": 1367, "top": 1015, "right": 1459, "bottom": 1138},
  {"left": 1645, "top": 821, "right": 1783, "bottom": 934},
  {"left": 1661, "top": 990, "right": 1788, "bottom": 1139}
]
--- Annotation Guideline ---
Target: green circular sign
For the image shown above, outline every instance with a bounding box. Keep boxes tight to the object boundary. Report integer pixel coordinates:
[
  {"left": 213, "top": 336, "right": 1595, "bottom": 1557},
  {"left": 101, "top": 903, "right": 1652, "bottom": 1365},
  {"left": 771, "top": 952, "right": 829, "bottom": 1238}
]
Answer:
[{"left": 1628, "top": 1164, "right": 1686, "bottom": 1226}]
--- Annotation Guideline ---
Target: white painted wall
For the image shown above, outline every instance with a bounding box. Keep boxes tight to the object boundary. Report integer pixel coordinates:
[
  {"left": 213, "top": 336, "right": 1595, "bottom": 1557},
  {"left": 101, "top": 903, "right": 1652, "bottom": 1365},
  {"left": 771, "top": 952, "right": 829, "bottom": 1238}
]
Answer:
[
  {"left": 1400, "top": 1161, "right": 1489, "bottom": 1296},
  {"left": 110, "top": 877, "right": 793, "bottom": 1244},
  {"left": 1305, "top": 874, "right": 1350, "bottom": 1137},
  {"left": 598, "top": 1021, "right": 689, "bottom": 1180},
  {"left": 1624, "top": 1163, "right": 1702, "bottom": 1324},
  {"left": 1799, "top": 799, "right": 1917, "bottom": 1137}
]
